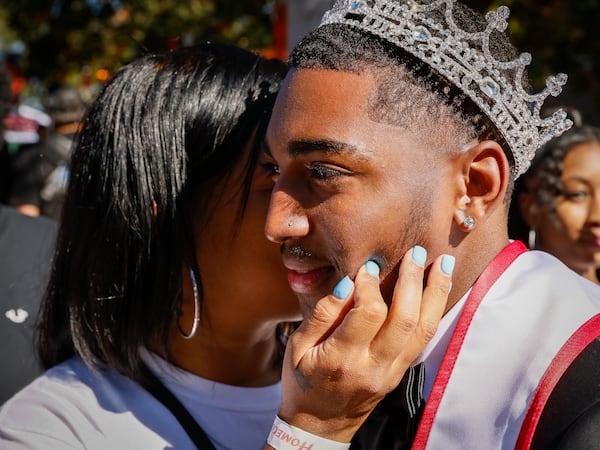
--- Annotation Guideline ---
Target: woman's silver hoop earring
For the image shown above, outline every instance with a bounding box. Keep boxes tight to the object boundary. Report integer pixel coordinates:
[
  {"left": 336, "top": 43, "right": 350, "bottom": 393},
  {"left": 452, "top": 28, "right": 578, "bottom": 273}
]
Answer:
[
  {"left": 528, "top": 229, "right": 537, "bottom": 249},
  {"left": 179, "top": 267, "right": 200, "bottom": 340},
  {"left": 463, "top": 216, "right": 475, "bottom": 229}
]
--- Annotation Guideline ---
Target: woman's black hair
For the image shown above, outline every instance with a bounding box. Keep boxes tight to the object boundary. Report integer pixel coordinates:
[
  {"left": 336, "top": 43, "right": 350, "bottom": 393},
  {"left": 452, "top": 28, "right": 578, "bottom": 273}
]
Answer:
[{"left": 36, "top": 43, "right": 287, "bottom": 380}]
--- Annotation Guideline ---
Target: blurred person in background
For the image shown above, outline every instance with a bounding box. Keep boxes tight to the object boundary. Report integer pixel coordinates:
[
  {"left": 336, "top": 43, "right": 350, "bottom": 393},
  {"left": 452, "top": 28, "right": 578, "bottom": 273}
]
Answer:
[
  {"left": 0, "top": 59, "right": 58, "bottom": 405},
  {"left": 0, "top": 59, "right": 12, "bottom": 202},
  {"left": 8, "top": 85, "right": 87, "bottom": 220},
  {"left": 510, "top": 109, "right": 600, "bottom": 285},
  {"left": 0, "top": 78, "right": 51, "bottom": 204}
]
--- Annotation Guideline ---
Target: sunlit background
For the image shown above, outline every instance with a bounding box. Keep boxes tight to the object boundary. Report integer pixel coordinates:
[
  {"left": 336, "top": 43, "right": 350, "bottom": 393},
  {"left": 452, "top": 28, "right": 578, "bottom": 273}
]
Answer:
[{"left": 0, "top": 0, "right": 598, "bottom": 121}]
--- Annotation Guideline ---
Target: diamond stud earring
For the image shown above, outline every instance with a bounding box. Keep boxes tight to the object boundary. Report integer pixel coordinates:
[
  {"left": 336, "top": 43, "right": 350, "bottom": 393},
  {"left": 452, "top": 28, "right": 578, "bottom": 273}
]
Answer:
[{"left": 463, "top": 216, "right": 475, "bottom": 229}]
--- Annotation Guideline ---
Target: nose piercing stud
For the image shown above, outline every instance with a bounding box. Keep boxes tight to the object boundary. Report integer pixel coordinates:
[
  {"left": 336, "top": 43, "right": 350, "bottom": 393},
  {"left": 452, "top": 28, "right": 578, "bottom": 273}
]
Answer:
[{"left": 287, "top": 221, "right": 292, "bottom": 228}]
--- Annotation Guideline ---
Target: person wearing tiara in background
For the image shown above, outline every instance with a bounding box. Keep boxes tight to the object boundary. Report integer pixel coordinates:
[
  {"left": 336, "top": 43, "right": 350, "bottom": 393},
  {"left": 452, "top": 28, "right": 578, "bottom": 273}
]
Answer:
[
  {"left": 509, "top": 108, "right": 600, "bottom": 286},
  {"left": 260, "top": 0, "right": 600, "bottom": 449}
]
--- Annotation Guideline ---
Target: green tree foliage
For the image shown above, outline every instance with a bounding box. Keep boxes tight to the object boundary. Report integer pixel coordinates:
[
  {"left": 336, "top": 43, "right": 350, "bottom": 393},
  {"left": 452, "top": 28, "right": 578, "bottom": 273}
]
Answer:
[
  {"left": 0, "top": 0, "right": 276, "bottom": 88},
  {"left": 1, "top": 1, "right": 598, "bottom": 122},
  {"left": 465, "top": 0, "right": 600, "bottom": 123}
]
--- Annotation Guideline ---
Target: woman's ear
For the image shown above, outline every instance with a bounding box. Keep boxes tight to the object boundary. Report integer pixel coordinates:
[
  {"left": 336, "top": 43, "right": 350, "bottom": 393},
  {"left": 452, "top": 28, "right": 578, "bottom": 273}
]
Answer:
[{"left": 452, "top": 140, "right": 510, "bottom": 231}]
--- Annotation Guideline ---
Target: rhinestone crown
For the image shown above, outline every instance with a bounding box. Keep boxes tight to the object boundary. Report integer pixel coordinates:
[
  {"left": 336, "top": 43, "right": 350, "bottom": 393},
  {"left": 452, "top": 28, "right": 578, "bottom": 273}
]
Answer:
[{"left": 319, "top": 0, "right": 573, "bottom": 177}]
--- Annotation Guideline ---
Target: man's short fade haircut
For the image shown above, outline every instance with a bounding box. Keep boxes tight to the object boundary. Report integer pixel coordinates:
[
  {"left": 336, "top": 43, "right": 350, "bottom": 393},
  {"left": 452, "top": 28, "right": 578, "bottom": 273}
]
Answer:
[{"left": 289, "top": 1, "right": 526, "bottom": 184}]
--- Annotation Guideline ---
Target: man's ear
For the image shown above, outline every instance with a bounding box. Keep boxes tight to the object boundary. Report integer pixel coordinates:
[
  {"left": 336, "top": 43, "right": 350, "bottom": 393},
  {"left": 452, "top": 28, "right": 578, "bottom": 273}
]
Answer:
[{"left": 453, "top": 140, "right": 510, "bottom": 231}]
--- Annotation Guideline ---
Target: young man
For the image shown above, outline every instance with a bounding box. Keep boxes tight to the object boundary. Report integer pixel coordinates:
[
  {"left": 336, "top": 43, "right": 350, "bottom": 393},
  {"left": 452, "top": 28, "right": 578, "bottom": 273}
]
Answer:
[{"left": 265, "top": 0, "right": 600, "bottom": 449}]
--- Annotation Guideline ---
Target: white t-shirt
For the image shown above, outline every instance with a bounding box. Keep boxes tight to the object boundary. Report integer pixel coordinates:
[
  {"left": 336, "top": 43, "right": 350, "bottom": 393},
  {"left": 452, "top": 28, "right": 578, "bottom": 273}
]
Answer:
[{"left": 0, "top": 352, "right": 281, "bottom": 449}]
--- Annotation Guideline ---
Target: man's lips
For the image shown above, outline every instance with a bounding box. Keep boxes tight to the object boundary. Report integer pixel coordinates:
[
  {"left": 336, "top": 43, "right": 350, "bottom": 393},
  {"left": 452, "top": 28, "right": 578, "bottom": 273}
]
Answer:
[{"left": 284, "top": 263, "right": 335, "bottom": 295}]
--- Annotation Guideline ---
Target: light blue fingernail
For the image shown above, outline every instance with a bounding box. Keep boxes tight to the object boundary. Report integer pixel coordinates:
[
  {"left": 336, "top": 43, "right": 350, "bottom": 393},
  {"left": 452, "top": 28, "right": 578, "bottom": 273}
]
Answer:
[
  {"left": 412, "top": 245, "right": 427, "bottom": 267},
  {"left": 365, "top": 260, "right": 380, "bottom": 277},
  {"left": 333, "top": 276, "right": 353, "bottom": 300},
  {"left": 441, "top": 254, "right": 456, "bottom": 275}
]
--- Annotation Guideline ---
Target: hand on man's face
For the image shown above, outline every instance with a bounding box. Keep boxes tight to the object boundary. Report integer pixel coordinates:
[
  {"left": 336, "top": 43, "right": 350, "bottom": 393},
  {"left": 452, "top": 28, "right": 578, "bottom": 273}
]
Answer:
[{"left": 276, "top": 246, "right": 453, "bottom": 442}]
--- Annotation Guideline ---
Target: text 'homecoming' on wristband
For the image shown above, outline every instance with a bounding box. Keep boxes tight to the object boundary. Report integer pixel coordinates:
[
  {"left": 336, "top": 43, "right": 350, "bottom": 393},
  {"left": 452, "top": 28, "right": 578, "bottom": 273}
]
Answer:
[{"left": 267, "top": 416, "right": 351, "bottom": 450}]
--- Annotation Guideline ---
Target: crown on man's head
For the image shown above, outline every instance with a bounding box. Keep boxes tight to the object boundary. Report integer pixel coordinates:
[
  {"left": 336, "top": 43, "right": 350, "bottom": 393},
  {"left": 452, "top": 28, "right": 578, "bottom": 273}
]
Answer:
[{"left": 319, "top": 0, "right": 573, "bottom": 177}]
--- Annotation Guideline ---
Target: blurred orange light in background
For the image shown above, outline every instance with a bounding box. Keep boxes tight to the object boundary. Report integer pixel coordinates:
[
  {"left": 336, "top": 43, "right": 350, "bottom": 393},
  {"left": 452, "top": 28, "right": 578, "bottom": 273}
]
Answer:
[{"left": 95, "top": 69, "right": 110, "bottom": 81}]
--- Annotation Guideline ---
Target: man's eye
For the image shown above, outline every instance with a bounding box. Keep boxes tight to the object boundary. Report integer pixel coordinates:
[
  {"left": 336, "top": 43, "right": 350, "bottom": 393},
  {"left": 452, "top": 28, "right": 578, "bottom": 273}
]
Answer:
[{"left": 306, "top": 163, "right": 344, "bottom": 180}]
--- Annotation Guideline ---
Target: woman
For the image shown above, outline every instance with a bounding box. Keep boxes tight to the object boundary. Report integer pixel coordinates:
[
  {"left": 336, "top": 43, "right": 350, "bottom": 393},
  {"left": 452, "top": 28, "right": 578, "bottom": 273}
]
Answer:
[
  {"left": 0, "top": 43, "right": 300, "bottom": 449},
  {"left": 511, "top": 120, "right": 600, "bottom": 284}
]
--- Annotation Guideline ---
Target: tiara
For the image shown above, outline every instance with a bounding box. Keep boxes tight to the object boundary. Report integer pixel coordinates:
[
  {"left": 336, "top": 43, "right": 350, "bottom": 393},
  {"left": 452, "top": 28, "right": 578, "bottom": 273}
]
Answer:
[{"left": 319, "top": 0, "right": 573, "bottom": 177}]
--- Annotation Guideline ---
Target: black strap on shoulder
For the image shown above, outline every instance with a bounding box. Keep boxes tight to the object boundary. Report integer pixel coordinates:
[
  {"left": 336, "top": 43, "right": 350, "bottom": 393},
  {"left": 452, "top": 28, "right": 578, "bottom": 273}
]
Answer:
[{"left": 140, "top": 364, "right": 217, "bottom": 450}]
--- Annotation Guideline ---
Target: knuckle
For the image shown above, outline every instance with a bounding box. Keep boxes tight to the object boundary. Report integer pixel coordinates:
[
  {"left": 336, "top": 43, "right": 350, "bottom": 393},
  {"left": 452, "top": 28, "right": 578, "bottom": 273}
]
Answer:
[
  {"left": 309, "top": 298, "right": 337, "bottom": 325},
  {"left": 355, "top": 300, "right": 388, "bottom": 324},
  {"left": 419, "top": 319, "right": 439, "bottom": 342},
  {"left": 433, "top": 282, "right": 450, "bottom": 297},
  {"left": 395, "top": 314, "right": 419, "bottom": 334}
]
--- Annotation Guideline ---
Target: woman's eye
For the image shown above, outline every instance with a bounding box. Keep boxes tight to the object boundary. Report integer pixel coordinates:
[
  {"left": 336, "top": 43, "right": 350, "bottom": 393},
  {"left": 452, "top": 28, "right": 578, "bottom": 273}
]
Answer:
[
  {"left": 306, "top": 163, "right": 345, "bottom": 180},
  {"left": 260, "top": 162, "right": 280, "bottom": 177},
  {"left": 563, "top": 190, "right": 590, "bottom": 202}
]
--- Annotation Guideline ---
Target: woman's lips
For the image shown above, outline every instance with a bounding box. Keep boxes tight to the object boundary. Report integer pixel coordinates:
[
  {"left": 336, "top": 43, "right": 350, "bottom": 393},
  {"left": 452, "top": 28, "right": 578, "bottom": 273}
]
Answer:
[
  {"left": 286, "top": 266, "right": 334, "bottom": 294},
  {"left": 579, "top": 234, "right": 600, "bottom": 248}
]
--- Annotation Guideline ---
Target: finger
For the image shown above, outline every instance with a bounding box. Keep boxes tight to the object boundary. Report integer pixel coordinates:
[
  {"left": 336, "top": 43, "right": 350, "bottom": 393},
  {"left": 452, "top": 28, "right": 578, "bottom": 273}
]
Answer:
[
  {"left": 372, "top": 245, "right": 428, "bottom": 360},
  {"left": 416, "top": 253, "right": 454, "bottom": 343},
  {"left": 288, "top": 276, "right": 356, "bottom": 364},
  {"left": 330, "top": 260, "right": 388, "bottom": 347}
]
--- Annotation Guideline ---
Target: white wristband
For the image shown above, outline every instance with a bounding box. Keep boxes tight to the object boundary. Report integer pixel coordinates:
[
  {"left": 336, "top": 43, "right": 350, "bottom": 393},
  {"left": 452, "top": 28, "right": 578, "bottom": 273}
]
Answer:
[{"left": 267, "top": 416, "right": 351, "bottom": 450}]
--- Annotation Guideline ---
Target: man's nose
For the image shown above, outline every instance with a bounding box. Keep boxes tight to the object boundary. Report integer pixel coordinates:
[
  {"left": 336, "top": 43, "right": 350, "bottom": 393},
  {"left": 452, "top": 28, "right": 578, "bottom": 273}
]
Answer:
[{"left": 265, "top": 185, "right": 309, "bottom": 243}]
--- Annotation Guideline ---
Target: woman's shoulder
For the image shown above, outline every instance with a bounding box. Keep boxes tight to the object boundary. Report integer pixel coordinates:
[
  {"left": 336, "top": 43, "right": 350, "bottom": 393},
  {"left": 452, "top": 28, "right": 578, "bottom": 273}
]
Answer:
[
  {"left": 3, "top": 356, "right": 135, "bottom": 404},
  {"left": 0, "top": 357, "right": 178, "bottom": 449},
  {"left": 0, "top": 357, "right": 99, "bottom": 447}
]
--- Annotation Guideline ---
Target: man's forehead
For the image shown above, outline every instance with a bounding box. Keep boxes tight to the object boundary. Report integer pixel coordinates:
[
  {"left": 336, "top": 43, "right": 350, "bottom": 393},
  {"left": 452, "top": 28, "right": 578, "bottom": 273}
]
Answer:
[
  {"left": 267, "top": 67, "right": 424, "bottom": 157},
  {"left": 269, "top": 68, "right": 379, "bottom": 142},
  {"left": 276, "top": 67, "right": 374, "bottom": 111}
]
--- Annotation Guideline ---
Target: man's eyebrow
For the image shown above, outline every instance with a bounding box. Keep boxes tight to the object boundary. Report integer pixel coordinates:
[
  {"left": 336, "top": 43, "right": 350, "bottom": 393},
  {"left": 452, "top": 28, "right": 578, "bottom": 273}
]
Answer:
[{"left": 288, "top": 139, "right": 362, "bottom": 156}]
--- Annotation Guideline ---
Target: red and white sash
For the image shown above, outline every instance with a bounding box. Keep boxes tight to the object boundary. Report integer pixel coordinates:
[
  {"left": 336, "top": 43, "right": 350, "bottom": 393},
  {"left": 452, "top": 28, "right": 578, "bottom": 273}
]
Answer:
[{"left": 413, "top": 241, "right": 600, "bottom": 450}]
